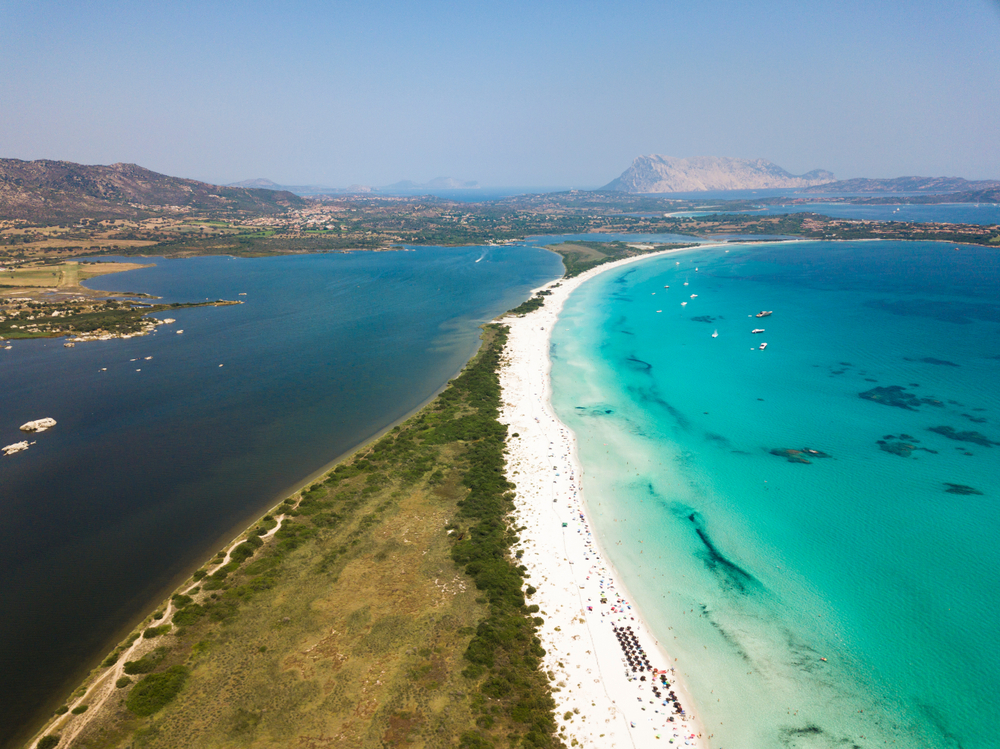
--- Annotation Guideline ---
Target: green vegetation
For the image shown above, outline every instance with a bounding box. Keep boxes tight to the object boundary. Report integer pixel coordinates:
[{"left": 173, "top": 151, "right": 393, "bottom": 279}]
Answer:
[
  {"left": 507, "top": 289, "right": 552, "bottom": 316},
  {"left": 548, "top": 240, "right": 699, "bottom": 277},
  {"left": 0, "top": 299, "right": 239, "bottom": 341},
  {"left": 70, "top": 705, "right": 88, "bottom": 715},
  {"left": 126, "top": 667, "right": 190, "bottom": 716},
  {"left": 37, "top": 736, "right": 61, "bottom": 749},
  {"left": 123, "top": 647, "right": 169, "bottom": 675},
  {"left": 63, "top": 324, "right": 563, "bottom": 749}
]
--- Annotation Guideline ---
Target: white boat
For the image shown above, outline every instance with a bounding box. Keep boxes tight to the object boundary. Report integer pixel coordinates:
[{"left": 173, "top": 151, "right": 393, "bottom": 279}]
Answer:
[
  {"left": 752, "top": 328, "right": 765, "bottom": 334},
  {"left": 712, "top": 329, "right": 718, "bottom": 338},
  {"left": 756, "top": 310, "right": 772, "bottom": 318},
  {"left": 759, "top": 342, "right": 768, "bottom": 350},
  {"left": 690, "top": 294, "right": 697, "bottom": 298},
  {"left": 681, "top": 301, "right": 687, "bottom": 306}
]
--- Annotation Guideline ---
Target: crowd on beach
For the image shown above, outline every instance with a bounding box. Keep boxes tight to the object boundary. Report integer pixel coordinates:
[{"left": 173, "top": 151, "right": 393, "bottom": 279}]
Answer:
[{"left": 499, "top": 256, "right": 707, "bottom": 747}]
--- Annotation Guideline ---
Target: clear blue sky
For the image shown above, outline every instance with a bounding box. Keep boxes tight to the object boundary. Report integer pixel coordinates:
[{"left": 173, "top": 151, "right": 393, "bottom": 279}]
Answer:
[{"left": 2, "top": 0, "right": 998, "bottom": 187}]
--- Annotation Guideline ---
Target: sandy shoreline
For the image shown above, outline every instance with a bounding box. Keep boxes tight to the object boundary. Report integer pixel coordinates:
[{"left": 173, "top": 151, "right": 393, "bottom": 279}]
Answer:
[{"left": 498, "top": 246, "right": 725, "bottom": 747}]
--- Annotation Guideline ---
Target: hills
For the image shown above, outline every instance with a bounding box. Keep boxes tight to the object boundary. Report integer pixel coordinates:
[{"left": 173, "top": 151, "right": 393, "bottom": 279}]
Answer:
[
  {"left": 229, "top": 176, "right": 479, "bottom": 195},
  {"left": 603, "top": 155, "right": 835, "bottom": 193},
  {"left": 802, "top": 176, "right": 1000, "bottom": 194},
  {"left": 0, "top": 159, "right": 306, "bottom": 221}
]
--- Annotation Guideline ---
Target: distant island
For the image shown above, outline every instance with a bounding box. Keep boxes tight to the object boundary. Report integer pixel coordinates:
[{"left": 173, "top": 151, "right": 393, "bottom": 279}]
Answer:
[
  {"left": 602, "top": 155, "right": 835, "bottom": 193},
  {"left": 381, "top": 177, "right": 479, "bottom": 191},
  {"left": 227, "top": 176, "right": 479, "bottom": 196}
]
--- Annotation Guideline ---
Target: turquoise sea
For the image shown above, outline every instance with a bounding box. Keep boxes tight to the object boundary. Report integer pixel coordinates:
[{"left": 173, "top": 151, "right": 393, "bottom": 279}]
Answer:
[{"left": 550, "top": 240, "right": 999, "bottom": 748}]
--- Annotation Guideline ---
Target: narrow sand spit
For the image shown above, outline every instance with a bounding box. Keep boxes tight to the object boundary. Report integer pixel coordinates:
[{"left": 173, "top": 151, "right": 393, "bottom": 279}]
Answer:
[{"left": 499, "top": 248, "right": 716, "bottom": 748}]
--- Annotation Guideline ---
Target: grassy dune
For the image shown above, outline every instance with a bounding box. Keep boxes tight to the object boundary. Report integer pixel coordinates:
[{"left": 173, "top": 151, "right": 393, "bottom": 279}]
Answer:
[
  {"left": 44, "top": 325, "right": 560, "bottom": 749},
  {"left": 550, "top": 241, "right": 698, "bottom": 277}
]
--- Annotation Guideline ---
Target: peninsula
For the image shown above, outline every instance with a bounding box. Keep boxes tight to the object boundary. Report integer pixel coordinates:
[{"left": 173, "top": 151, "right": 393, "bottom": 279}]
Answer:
[{"left": 23, "top": 240, "right": 716, "bottom": 749}]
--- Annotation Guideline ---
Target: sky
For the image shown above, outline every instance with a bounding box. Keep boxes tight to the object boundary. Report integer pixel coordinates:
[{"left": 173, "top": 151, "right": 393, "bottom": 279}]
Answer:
[{"left": 2, "top": 0, "right": 999, "bottom": 188}]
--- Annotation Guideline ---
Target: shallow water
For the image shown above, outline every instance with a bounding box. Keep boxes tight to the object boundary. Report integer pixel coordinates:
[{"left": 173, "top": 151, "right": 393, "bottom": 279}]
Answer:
[
  {"left": 551, "top": 240, "right": 1000, "bottom": 748},
  {"left": 0, "top": 245, "right": 562, "bottom": 749}
]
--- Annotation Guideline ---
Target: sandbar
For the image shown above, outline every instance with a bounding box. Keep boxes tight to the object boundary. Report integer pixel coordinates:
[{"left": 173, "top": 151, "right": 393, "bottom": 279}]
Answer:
[{"left": 498, "top": 245, "right": 729, "bottom": 747}]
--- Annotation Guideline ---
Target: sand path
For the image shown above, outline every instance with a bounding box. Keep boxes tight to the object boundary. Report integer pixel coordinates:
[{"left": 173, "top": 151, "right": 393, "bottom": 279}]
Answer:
[{"left": 30, "top": 512, "right": 291, "bottom": 748}]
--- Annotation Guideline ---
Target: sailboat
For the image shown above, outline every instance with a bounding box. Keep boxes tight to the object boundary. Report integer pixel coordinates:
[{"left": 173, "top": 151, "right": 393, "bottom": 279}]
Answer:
[{"left": 712, "top": 329, "right": 718, "bottom": 338}]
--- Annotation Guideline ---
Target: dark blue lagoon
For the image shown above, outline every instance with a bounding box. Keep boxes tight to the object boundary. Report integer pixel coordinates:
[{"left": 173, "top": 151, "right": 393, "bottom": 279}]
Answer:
[
  {"left": 0, "top": 245, "right": 562, "bottom": 748},
  {"left": 551, "top": 240, "right": 1000, "bottom": 749}
]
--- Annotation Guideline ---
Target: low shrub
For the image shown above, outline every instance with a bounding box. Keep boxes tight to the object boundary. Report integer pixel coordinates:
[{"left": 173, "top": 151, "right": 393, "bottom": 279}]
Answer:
[
  {"left": 229, "top": 541, "right": 257, "bottom": 563},
  {"left": 100, "top": 650, "right": 120, "bottom": 668},
  {"left": 70, "top": 705, "right": 88, "bottom": 715},
  {"left": 123, "top": 647, "right": 168, "bottom": 675},
  {"left": 126, "top": 666, "right": 189, "bottom": 716},
  {"left": 37, "top": 736, "right": 61, "bottom": 749},
  {"left": 173, "top": 603, "right": 206, "bottom": 627},
  {"left": 143, "top": 624, "right": 171, "bottom": 639},
  {"left": 116, "top": 676, "right": 132, "bottom": 688}
]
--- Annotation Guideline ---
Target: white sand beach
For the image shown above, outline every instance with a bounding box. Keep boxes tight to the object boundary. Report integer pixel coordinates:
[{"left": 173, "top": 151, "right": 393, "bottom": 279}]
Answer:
[{"left": 499, "top": 249, "right": 714, "bottom": 748}]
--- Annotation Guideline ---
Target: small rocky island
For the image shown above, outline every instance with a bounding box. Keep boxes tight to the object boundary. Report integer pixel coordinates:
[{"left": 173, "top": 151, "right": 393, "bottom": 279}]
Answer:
[{"left": 20, "top": 417, "right": 56, "bottom": 432}]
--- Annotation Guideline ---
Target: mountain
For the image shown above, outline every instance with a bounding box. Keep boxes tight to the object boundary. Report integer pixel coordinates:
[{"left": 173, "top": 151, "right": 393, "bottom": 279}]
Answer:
[
  {"left": 0, "top": 159, "right": 306, "bottom": 221},
  {"left": 602, "top": 155, "right": 835, "bottom": 193},
  {"left": 801, "top": 176, "right": 1000, "bottom": 194}
]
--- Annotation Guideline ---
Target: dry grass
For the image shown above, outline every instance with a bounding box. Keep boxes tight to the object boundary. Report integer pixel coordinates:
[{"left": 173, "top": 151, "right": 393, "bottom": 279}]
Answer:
[
  {"left": 41, "top": 326, "right": 559, "bottom": 749},
  {"left": 68, "top": 420, "right": 491, "bottom": 749},
  {"left": 0, "top": 261, "right": 151, "bottom": 288}
]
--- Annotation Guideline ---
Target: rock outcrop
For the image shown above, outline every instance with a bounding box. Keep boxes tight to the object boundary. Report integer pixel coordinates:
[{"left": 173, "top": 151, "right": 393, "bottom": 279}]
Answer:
[
  {"left": 3, "top": 441, "right": 30, "bottom": 455},
  {"left": 602, "top": 155, "right": 835, "bottom": 193},
  {"left": 20, "top": 417, "right": 57, "bottom": 433}
]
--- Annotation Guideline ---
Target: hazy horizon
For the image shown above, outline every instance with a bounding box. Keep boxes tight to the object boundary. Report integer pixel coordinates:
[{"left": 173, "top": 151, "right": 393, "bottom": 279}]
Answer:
[{"left": 3, "top": 0, "right": 998, "bottom": 187}]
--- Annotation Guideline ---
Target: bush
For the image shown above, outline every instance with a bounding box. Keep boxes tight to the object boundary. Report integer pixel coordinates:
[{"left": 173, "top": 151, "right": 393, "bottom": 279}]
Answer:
[
  {"left": 116, "top": 676, "right": 132, "bottom": 688},
  {"left": 143, "top": 624, "right": 171, "bottom": 639},
  {"left": 100, "top": 650, "right": 120, "bottom": 668},
  {"left": 54, "top": 706, "right": 68, "bottom": 715},
  {"left": 37, "top": 736, "right": 60, "bottom": 749},
  {"left": 70, "top": 704, "right": 88, "bottom": 714},
  {"left": 229, "top": 541, "right": 257, "bottom": 563},
  {"left": 126, "top": 666, "right": 189, "bottom": 716},
  {"left": 173, "top": 604, "right": 206, "bottom": 627},
  {"left": 123, "top": 647, "right": 168, "bottom": 675}
]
